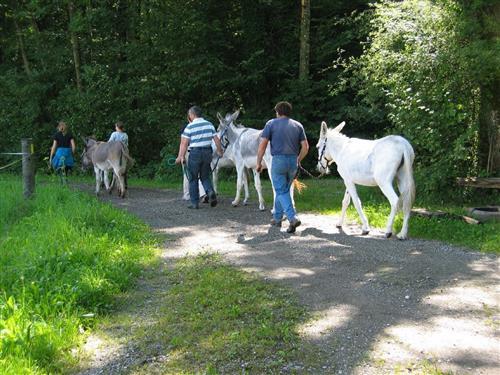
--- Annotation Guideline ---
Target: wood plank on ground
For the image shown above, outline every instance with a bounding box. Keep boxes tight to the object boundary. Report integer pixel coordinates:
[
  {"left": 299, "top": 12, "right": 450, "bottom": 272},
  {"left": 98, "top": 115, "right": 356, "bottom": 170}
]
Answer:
[
  {"left": 456, "top": 177, "right": 500, "bottom": 189},
  {"left": 411, "top": 208, "right": 481, "bottom": 225}
]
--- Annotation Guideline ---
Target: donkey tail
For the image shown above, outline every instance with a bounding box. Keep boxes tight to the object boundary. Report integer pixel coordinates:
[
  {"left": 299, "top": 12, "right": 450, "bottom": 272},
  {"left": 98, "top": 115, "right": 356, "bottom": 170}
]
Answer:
[
  {"left": 293, "top": 178, "right": 307, "bottom": 194},
  {"left": 119, "top": 143, "right": 135, "bottom": 169},
  {"left": 398, "top": 143, "right": 415, "bottom": 214}
]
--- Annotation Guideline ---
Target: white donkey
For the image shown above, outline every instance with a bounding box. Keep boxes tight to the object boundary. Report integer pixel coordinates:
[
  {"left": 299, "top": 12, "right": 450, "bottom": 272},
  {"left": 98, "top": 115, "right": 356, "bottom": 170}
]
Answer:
[
  {"left": 212, "top": 121, "right": 250, "bottom": 203},
  {"left": 317, "top": 121, "right": 415, "bottom": 239},
  {"left": 217, "top": 110, "right": 272, "bottom": 211}
]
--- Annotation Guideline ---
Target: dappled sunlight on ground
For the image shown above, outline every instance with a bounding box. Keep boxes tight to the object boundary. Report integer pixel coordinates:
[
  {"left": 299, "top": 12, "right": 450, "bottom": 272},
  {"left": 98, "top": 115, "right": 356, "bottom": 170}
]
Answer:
[
  {"left": 77, "top": 185, "right": 499, "bottom": 374},
  {"left": 299, "top": 304, "right": 359, "bottom": 339}
]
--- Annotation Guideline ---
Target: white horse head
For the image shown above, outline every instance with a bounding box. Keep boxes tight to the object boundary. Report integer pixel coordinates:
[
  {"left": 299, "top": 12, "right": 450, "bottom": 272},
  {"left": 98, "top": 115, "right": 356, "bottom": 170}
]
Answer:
[{"left": 316, "top": 121, "right": 346, "bottom": 174}]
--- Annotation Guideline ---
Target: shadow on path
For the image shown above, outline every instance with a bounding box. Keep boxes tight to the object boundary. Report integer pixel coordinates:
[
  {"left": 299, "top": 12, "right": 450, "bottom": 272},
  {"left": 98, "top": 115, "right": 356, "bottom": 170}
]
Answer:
[{"left": 77, "top": 185, "right": 499, "bottom": 374}]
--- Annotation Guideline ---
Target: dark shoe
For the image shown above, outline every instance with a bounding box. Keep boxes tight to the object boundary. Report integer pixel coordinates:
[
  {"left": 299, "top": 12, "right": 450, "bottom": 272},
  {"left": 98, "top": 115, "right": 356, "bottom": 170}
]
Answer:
[
  {"left": 286, "top": 218, "right": 301, "bottom": 233},
  {"left": 187, "top": 204, "right": 199, "bottom": 209},
  {"left": 201, "top": 195, "right": 209, "bottom": 204},
  {"left": 270, "top": 218, "right": 282, "bottom": 228},
  {"left": 209, "top": 192, "right": 217, "bottom": 207}
]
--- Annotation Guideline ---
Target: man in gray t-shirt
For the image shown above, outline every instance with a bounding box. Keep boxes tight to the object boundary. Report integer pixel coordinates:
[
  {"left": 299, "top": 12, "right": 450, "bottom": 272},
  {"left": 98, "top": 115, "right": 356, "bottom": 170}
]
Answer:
[
  {"left": 256, "top": 101, "right": 309, "bottom": 233},
  {"left": 261, "top": 117, "right": 306, "bottom": 156}
]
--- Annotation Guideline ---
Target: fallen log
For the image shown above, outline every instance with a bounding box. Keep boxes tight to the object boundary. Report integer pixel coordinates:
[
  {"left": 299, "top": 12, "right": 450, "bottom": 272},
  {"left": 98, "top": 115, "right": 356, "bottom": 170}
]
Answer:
[
  {"left": 456, "top": 177, "right": 500, "bottom": 189},
  {"left": 411, "top": 208, "right": 481, "bottom": 225}
]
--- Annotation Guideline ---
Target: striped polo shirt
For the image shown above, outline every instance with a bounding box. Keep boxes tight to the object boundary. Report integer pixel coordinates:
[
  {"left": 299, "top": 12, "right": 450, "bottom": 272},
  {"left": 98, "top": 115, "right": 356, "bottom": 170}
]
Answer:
[{"left": 181, "top": 117, "right": 216, "bottom": 148}]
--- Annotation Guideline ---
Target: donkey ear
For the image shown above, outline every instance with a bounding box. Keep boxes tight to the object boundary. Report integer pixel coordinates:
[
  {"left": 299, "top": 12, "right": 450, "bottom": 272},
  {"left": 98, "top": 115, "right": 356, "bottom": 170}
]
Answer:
[
  {"left": 332, "top": 121, "right": 346, "bottom": 133},
  {"left": 216, "top": 112, "right": 224, "bottom": 123},
  {"left": 231, "top": 109, "right": 241, "bottom": 122},
  {"left": 320, "top": 121, "right": 328, "bottom": 137}
]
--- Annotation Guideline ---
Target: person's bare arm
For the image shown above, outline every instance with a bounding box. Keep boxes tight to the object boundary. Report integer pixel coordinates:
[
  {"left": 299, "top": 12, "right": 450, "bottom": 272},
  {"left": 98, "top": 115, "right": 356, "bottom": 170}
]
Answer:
[
  {"left": 213, "top": 135, "right": 223, "bottom": 156},
  {"left": 256, "top": 138, "right": 269, "bottom": 173},
  {"left": 49, "top": 140, "right": 57, "bottom": 163},
  {"left": 70, "top": 138, "right": 76, "bottom": 154},
  {"left": 297, "top": 139, "right": 309, "bottom": 164},
  {"left": 175, "top": 137, "right": 189, "bottom": 164}
]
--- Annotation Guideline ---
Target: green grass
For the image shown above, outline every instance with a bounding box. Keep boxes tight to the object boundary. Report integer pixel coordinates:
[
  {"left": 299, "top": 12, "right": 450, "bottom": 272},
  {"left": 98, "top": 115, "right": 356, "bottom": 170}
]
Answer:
[
  {"left": 130, "top": 253, "right": 312, "bottom": 374},
  {"left": 118, "top": 173, "right": 499, "bottom": 253},
  {"left": 0, "top": 174, "right": 158, "bottom": 374}
]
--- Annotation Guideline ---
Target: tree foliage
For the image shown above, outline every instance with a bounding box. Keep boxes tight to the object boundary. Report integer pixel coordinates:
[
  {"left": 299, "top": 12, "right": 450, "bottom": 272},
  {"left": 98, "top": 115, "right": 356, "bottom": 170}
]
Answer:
[
  {"left": 0, "top": 0, "right": 497, "bottom": 194},
  {"left": 338, "top": 0, "right": 499, "bottom": 193}
]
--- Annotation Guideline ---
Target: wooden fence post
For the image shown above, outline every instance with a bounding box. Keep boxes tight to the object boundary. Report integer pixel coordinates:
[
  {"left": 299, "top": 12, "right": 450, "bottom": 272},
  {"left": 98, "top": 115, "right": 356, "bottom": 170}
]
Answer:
[{"left": 22, "top": 138, "right": 35, "bottom": 198}]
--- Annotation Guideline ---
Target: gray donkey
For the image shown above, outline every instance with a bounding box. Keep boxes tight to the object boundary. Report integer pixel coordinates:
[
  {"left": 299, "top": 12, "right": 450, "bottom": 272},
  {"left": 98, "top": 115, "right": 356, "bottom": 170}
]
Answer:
[
  {"left": 216, "top": 110, "right": 273, "bottom": 211},
  {"left": 81, "top": 138, "right": 133, "bottom": 198}
]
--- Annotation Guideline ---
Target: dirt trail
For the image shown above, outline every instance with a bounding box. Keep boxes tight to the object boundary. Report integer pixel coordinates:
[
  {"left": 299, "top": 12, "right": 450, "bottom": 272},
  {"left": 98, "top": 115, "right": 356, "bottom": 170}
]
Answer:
[{"left": 78, "top": 186, "right": 499, "bottom": 374}]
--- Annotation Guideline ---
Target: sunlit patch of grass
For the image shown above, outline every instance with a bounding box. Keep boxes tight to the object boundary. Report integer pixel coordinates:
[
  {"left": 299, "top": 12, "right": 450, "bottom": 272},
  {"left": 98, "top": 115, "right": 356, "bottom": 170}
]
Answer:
[
  {"left": 394, "top": 360, "right": 453, "bottom": 375},
  {"left": 131, "top": 253, "right": 311, "bottom": 374},
  {"left": 0, "top": 175, "right": 158, "bottom": 374}
]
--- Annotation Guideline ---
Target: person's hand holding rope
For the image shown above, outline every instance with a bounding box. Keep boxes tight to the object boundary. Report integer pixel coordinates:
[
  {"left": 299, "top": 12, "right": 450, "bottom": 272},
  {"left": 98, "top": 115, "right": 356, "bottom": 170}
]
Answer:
[{"left": 175, "top": 155, "right": 184, "bottom": 165}]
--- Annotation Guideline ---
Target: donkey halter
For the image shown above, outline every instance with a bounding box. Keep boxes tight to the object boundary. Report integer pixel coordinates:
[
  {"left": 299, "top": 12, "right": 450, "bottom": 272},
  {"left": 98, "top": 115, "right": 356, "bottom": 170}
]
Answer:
[
  {"left": 318, "top": 139, "right": 333, "bottom": 170},
  {"left": 219, "top": 126, "right": 230, "bottom": 150}
]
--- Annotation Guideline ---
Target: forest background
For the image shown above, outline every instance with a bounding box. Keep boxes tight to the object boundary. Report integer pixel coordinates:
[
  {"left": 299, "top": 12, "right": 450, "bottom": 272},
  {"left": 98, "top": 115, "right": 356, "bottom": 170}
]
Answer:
[{"left": 0, "top": 0, "right": 498, "bottom": 195}]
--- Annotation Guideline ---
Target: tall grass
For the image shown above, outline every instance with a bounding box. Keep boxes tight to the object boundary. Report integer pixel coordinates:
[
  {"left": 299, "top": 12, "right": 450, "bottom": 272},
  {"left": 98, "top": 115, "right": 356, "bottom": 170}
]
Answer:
[{"left": 0, "top": 175, "right": 157, "bottom": 374}]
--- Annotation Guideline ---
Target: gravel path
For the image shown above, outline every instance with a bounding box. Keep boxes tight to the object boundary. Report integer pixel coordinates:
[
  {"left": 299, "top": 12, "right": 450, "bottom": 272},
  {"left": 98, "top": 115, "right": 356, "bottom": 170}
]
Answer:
[{"left": 78, "top": 186, "right": 499, "bottom": 374}]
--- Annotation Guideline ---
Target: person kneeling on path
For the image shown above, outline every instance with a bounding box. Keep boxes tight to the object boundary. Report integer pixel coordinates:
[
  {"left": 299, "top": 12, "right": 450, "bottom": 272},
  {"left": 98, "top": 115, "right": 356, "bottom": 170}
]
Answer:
[
  {"left": 175, "top": 106, "right": 224, "bottom": 209},
  {"left": 256, "top": 101, "right": 309, "bottom": 233}
]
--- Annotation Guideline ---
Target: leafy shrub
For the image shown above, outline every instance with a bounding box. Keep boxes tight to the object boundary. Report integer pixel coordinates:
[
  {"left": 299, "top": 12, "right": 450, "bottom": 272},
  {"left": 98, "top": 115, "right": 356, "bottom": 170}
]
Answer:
[{"left": 338, "top": 0, "right": 499, "bottom": 195}]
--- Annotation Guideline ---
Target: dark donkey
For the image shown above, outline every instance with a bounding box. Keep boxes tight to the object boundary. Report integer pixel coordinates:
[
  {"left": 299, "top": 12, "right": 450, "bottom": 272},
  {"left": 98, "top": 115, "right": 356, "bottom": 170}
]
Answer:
[{"left": 81, "top": 138, "right": 133, "bottom": 198}]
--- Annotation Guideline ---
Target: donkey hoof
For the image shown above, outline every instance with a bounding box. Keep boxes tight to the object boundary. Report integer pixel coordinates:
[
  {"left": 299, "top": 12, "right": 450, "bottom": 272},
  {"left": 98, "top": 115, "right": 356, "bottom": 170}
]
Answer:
[
  {"left": 336, "top": 223, "right": 342, "bottom": 229},
  {"left": 259, "top": 206, "right": 266, "bottom": 211},
  {"left": 231, "top": 201, "right": 239, "bottom": 207},
  {"left": 243, "top": 201, "right": 249, "bottom": 206},
  {"left": 361, "top": 230, "right": 370, "bottom": 236},
  {"left": 385, "top": 232, "right": 392, "bottom": 238},
  {"left": 397, "top": 233, "right": 408, "bottom": 241}
]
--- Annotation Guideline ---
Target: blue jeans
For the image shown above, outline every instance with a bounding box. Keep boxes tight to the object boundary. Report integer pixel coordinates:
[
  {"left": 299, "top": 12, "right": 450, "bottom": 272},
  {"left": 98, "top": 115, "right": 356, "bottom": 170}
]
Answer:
[
  {"left": 187, "top": 147, "right": 214, "bottom": 206},
  {"left": 271, "top": 155, "right": 297, "bottom": 222}
]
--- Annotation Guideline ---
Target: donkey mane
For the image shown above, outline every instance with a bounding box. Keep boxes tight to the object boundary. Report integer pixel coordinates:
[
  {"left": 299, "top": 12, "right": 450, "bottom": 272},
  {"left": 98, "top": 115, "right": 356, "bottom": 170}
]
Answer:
[
  {"left": 326, "top": 129, "right": 348, "bottom": 139},
  {"left": 232, "top": 122, "right": 245, "bottom": 129}
]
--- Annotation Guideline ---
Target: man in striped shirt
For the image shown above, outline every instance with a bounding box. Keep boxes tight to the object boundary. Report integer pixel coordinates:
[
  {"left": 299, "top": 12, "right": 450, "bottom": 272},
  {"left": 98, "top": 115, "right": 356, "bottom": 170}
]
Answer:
[{"left": 176, "top": 106, "right": 223, "bottom": 209}]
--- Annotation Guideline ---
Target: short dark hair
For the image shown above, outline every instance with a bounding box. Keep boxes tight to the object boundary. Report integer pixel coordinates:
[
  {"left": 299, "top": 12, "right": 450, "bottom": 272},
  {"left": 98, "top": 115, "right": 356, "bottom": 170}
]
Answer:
[
  {"left": 274, "top": 101, "right": 292, "bottom": 117},
  {"left": 188, "top": 106, "right": 203, "bottom": 118},
  {"left": 115, "top": 121, "right": 124, "bottom": 130}
]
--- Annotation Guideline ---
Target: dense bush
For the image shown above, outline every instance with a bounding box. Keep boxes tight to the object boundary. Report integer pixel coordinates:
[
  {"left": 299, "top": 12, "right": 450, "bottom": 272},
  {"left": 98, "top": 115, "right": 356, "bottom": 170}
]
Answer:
[{"left": 338, "top": 0, "right": 499, "bottom": 194}]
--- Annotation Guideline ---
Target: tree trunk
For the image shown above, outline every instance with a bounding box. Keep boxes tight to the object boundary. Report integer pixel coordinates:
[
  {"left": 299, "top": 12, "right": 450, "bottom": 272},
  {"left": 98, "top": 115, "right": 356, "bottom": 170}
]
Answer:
[
  {"left": 13, "top": 18, "right": 31, "bottom": 75},
  {"left": 86, "top": 0, "right": 94, "bottom": 64},
  {"left": 479, "top": 3, "right": 500, "bottom": 175},
  {"left": 68, "top": 1, "right": 82, "bottom": 92},
  {"left": 299, "top": 0, "right": 311, "bottom": 80}
]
